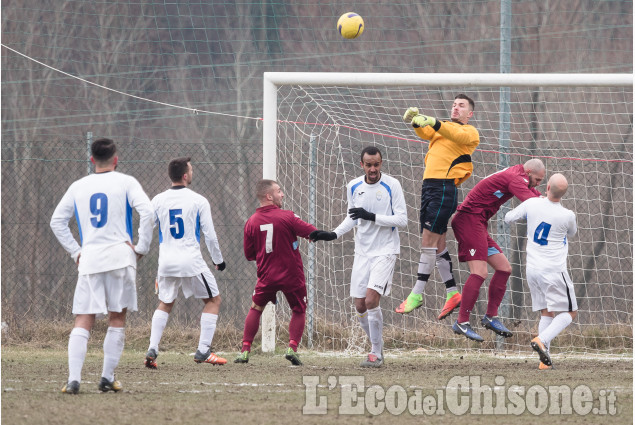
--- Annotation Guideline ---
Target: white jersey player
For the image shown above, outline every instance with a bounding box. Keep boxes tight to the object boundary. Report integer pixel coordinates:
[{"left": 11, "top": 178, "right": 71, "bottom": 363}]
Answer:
[
  {"left": 50, "top": 138, "right": 154, "bottom": 394},
  {"left": 310, "top": 147, "right": 407, "bottom": 367},
  {"left": 144, "top": 157, "right": 227, "bottom": 369},
  {"left": 505, "top": 173, "right": 578, "bottom": 369}
]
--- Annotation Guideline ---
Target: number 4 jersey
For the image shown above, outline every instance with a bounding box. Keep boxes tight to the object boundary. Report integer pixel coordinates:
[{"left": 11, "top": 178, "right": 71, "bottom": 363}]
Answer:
[
  {"left": 50, "top": 171, "right": 154, "bottom": 275},
  {"left": 504, "top": 197, "right": 577, "bottom": 272},
  {"left": 243, "top": 205, "right": 317, "bottom": 286},
  {"left": 152, "top": 186, "right": 224, "bottom": 277}
]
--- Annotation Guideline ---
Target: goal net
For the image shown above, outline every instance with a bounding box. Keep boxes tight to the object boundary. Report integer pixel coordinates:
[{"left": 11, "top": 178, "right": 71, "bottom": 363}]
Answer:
[{"left": 263, "top": 73, "right": 633, "bottom": 357}]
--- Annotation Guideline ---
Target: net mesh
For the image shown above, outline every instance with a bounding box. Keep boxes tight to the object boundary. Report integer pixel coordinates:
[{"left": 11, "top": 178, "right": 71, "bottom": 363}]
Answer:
[{"left": 273, "top": 82, "right": 633, "bottom": 356}]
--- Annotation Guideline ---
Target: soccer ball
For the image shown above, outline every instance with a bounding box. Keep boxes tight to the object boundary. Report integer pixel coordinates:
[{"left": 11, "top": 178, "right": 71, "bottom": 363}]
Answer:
[{"left": 337, "top": 12, "right": 364, "bottom": 39}]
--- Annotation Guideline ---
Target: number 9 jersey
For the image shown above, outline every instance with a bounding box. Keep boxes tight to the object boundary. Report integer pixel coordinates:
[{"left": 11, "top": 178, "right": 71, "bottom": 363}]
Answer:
[
  {"left": 50, "top": 171, "right": 154, "bottom": 275},
  {"left": 152, "top": 187, "right": 224, "bottom": 277}
]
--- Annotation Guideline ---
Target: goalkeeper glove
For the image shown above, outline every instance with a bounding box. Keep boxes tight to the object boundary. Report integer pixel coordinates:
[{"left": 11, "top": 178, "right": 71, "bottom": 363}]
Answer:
[
  {"left": 348, "top": 207, "right": 376, "bottom": 221},
  {"left": 215, "top": 261, "right": 226, "bottom": 271},
  {"left": 411, "top": 114, "right": 437, "bottom": 129},
  {"left": 402, "top": 107, "right": 419, "bottom": 123},
  {"left": 309, "top": 230, "right": 337, "bottom": 241}
]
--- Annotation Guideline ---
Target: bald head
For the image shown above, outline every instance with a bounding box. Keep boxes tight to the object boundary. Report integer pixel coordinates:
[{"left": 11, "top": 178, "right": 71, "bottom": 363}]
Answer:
[
  {"left": 523, "top": 158, "right": 546, "bottom": 189},
  {"left": 547, "top": 173, "right": 569, "bottom": 200}
]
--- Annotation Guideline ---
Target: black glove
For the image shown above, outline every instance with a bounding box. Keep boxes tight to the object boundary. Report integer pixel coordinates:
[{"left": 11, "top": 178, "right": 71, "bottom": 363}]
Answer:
[
  {"left": 215, "top": 261, "right": 226, "bottom": 271},
  {"left": 309, "top": 230, "right": 337, "bottom": 241},
  {"left": 348, "top": 207, "right": 376, "bottom": 221}
]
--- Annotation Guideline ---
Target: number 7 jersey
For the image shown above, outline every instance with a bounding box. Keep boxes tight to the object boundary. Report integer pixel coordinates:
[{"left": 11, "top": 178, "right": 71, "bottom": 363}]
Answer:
[
  {"left": 152, "top": 186, "right": 224, "bottom": 277},
  {"left": 243, "top": 205, "right": 317, "bottom": 286}
]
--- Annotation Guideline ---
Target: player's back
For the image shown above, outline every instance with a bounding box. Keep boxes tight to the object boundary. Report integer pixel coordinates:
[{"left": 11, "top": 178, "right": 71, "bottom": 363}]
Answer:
[
  {"left": 152, "top": 187, "right": 212, "bottom": 277},
  {"left": 62, "top": 171, "right": 146, "bottom": 273},
  {"left": 70, "top": 171, "right": 140, "bottom": 249},
  {"left": 458, "top": 164, "right": 539, "bottom": 219},
  {"left": 244, "top": 205, "right": 315, "bottom": 286},
  {"left": 524, "top": 197, "right": 576, "bottom": 272}
]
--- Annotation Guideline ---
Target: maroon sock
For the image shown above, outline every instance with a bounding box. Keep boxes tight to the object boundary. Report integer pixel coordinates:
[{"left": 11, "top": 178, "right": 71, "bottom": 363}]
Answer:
[
  {"left": 457, "top": 274, "right": 486, "bottom": 323},
  {"left": 288, "top": 310, "right": 305, "bottom": 351},
  {"left": 241, "top": 307, "right": 263, "bottom": 349},
  {"left": 486, "top": 270, "right": 511, "bottom": 317}
]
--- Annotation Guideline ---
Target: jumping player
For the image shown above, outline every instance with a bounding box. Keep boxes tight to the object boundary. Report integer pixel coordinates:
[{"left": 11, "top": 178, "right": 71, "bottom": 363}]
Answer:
[
  {"left": 451, "top": 158, "right": 546, "bottom": 342},
  {"left": 396, "top": 95, "right": 480, "bottom": 321}
]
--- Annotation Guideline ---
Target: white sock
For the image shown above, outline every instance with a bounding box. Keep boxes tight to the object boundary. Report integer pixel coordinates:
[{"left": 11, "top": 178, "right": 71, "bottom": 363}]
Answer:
[
  {"left": 102, "top": 327, "right": 125, "bottom": 382},
  {"left": 149, "top": 309, "right": 169, "bottom": 352},
  {"left": 197, "top": 313, "right": 218, "bottom": 353},
  {"left": 436, "top": 248, "right": 456, "bottom": 288},
  {"left": 366, "top": 306, "right": 383, "bottom": 357},
  {"left": 356, "top": 311, "right": 370, "bottom": 339},
  {"left": 412, "top": 247, "right": 437, "bottom": 295},
  {"left": 68, "top": 327, "right": 90, "bottom": 383},
  {"left": 538, "top": 315, "right": 554, "bottom": 352},
  {"left": 539, "top": 313, "right": 573, "bottom": 347}
]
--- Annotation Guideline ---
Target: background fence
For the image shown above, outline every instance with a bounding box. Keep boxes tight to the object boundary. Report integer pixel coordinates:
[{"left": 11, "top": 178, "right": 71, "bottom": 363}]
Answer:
[{"left": 1, "top": 0, "right": 632, "bottom": 352}]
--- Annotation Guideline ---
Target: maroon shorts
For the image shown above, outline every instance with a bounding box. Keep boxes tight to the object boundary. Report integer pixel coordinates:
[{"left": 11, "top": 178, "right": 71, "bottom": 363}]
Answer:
[
  {"left": 451, "top": 211, "right": 502, "bottom": 262},
  {"left": 252, "top": 280, "right": 307, "bottom": 314}
]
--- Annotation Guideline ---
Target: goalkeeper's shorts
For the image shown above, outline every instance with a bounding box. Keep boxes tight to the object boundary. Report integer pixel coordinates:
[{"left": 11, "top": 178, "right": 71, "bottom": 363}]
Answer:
[{"left": 420, "top": 179, "right": 458, "bottom": 234}]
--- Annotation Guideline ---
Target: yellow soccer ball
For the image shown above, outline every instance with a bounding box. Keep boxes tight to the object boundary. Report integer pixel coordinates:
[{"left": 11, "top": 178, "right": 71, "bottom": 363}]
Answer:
[{"left": 337, "top": 12, "right": 364, "bottom": 39}]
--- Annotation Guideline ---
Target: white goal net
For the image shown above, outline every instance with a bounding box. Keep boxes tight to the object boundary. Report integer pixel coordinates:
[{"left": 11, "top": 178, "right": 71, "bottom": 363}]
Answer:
[{"left": 263, "top": 73, "right": 633, "bottom": 357}]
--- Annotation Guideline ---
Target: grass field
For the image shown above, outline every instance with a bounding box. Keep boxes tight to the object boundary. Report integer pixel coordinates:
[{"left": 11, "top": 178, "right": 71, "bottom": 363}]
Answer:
[{"left": 2, "top": 345, "right": 632, "bottom": 425}]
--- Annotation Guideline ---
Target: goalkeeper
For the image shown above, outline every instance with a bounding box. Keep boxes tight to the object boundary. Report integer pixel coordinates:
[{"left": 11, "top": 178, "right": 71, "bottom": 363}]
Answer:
[
  {"left": 396, "top": 95, "right": 480, "bottom": 321},
  {"left": 311, "top": 146, "right": 407, "bottom": 367}
]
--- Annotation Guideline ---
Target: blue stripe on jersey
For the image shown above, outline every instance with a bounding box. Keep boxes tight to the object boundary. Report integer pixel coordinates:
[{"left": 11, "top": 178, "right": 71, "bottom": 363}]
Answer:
[
  {"left": 195, "top": 211, "right": 201, "bottom": 243},
  {"left": 351, "top": 181, "right": 363, "bottom": 197},
  {"left": 74, "top": 202, "right": 83, "bottom": 245},
  {"left": 158, "top": 219, "right": 163, "bottom": 243},
  {"left": 125, "top": 196, "right": 133, "bottom": 242},
  {"left": 379, "top": 181, "right": 396, "bottom": 231}
]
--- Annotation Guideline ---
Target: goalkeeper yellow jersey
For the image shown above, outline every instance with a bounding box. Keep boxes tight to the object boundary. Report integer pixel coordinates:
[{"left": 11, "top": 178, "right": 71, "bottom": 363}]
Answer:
[{"left": 414, "top": 120, "right": 480, "bottom": 186}]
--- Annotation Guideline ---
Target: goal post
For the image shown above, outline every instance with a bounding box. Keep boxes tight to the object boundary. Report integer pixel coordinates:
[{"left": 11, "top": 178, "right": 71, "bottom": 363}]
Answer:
[{"left": 261, "top": 72, "right": 633, "bottom": 355}]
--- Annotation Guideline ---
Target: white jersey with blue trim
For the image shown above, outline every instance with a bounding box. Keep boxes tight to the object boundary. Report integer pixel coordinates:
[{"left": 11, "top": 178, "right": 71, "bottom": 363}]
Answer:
[
  {"left": 152, "top": 186, "right": 223, "bottom": 277},
  {"left": 505, "top": 197, "right": 577, "bottom": 272},
  {"left": 333, "top": 173, "right": 408, "bottom": 256},
  {"left": 50, "top": 171, "right": 154, "bottom": 275}
]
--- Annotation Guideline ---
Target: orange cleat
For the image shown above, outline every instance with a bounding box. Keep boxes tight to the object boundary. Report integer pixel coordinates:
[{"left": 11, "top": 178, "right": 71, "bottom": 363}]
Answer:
[{"left": 438, "top": 292, "right": 461, "bottom": 320}]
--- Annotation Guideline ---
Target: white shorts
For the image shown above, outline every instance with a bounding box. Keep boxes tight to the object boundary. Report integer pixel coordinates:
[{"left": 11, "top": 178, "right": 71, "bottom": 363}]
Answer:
[
  {"left": 350, "top": 254, "right": 396, "bottom": 299},
  {"left": 157, "top": 270, "right": 219, "bottom": 304},
  {"left": 73, "top": 266, "right": 137, "bottom": 315},
  {"left": 526, "top": 268, "right": 578, "bottom": 313}
]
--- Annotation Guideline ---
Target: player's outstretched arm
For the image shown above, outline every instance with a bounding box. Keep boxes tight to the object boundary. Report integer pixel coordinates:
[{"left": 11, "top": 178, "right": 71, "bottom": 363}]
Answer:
[
  {"left": 309, "top": 230, "right": 337, "bottom": 241},
  {"left": 504, "top": 201, "right": 529, "bottom": 224}
]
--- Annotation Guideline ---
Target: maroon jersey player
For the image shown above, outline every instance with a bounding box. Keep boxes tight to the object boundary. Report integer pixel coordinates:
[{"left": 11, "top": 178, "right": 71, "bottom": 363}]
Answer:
[
  {"left": 235, "top": 179, "right": 318, "bottom": 365},
  {"left": 450, "top": 159, "right": 545, "bottom": 342}
]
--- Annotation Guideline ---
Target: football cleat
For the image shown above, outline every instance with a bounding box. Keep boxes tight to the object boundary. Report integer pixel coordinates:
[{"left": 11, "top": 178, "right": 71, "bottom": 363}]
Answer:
[
  {"left": 61, "top": 380, "right": 80, "bottom": 395},
  {"left": 395, "top": 293, "right": 423, "bottom": 314},
  {"left": 234, "top": 351, "right": 250, "bottom": 364},
  {"left": 438, "top": 292, "right": 461, "bottom": 320},
  {"left": 144, "top": 348, "right": 158, "bottom": 369},
  {"left": 481, "top": 315, "right": 513, "bottom": 338},
  {"left": 360, "top": 353, "right": 384, "bottom": 368},
  {"left": 194, "top": 349, "right": 227, "bottom": 365},
  {"left": 531, "top": 337, "right": 552, "bottom": 366},
  {"left": 539, "top": 361, "right": 553, "bottom": 370},
  {"left": 452, "top": 320, "right": 484, "bottom": 342},
  {"left": 284, "top": 347, "right": 303, "bottom": 366},
  {"left": 98, "top": 377, "right": 122, "bottom": 392}
]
